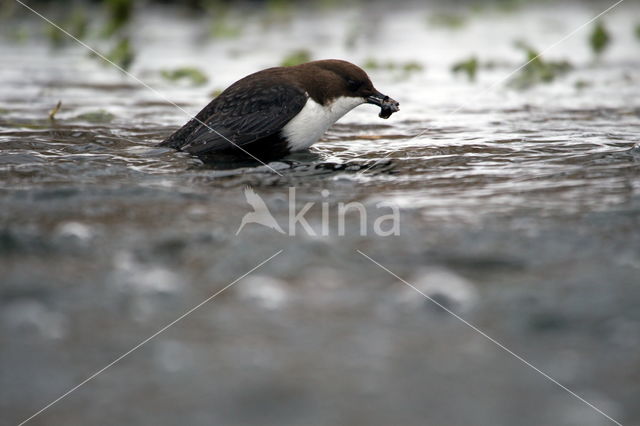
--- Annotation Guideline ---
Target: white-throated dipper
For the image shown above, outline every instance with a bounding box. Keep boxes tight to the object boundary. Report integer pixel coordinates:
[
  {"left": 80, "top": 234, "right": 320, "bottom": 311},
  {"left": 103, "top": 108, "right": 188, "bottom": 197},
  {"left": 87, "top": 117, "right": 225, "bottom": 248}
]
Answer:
[{"left": 159, "top": 59, "right": 399, "bottom": 162}]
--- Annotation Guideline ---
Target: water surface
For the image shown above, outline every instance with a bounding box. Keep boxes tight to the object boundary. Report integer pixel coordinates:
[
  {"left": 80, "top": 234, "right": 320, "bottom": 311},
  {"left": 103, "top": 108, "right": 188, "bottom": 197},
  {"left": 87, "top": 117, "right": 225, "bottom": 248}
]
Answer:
[{"left": 2, "top": 2, "right": 640, "bottom": 425}]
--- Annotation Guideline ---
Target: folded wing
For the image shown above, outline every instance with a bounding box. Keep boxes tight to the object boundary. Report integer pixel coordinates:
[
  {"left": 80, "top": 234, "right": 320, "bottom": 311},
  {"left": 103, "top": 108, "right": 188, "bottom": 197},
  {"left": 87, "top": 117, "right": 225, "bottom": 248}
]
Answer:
[{"left": 160, "top": 81, "right": 307, "bottom": 156}]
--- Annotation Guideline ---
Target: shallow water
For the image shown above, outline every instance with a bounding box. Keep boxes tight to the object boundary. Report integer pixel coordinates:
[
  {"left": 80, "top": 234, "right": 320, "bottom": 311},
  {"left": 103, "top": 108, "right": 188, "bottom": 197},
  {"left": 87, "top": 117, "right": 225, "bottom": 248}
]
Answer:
[{"left": 2, "top": 2, "right": 640, "bottom": 426}]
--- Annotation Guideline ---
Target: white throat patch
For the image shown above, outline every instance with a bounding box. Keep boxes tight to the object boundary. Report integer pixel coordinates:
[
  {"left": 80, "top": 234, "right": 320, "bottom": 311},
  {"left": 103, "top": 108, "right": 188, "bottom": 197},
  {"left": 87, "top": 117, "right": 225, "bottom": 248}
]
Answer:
[{"left": 282, "top": 96, "right": 365, "bottom": 152}]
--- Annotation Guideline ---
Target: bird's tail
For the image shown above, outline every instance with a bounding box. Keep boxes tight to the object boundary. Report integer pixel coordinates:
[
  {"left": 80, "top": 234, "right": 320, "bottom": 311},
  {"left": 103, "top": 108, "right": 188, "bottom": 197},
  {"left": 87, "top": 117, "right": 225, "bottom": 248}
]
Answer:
[
  {"left": 158, "top": 97, "right": 219, "bottom": 150},
  {"left": 160, "top": 116, "right": 206, "bottom": 150}
]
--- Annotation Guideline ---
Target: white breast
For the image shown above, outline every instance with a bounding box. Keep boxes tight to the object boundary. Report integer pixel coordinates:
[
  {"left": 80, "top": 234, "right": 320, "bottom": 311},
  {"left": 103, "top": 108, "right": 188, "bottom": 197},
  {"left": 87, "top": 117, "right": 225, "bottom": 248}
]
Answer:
[{"left": 281, "top": 95, "right": 365, "bottom": 152}]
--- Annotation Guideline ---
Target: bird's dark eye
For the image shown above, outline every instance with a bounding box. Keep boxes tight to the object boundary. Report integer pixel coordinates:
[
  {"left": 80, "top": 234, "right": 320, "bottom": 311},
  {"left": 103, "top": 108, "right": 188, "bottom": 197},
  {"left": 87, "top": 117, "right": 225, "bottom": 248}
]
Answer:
[{"left": 347, "top": 79, "right": 361, "bottom": 92}]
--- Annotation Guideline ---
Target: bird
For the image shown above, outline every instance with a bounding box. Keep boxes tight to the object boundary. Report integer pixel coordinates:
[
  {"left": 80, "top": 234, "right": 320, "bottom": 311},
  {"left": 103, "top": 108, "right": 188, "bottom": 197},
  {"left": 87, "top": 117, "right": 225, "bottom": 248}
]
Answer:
[
  {"left": 236, "top": 186, "right": 285, "bottom": 235},
  {"left": 159, "top": 59, "right": 399, "bottom": 163}
]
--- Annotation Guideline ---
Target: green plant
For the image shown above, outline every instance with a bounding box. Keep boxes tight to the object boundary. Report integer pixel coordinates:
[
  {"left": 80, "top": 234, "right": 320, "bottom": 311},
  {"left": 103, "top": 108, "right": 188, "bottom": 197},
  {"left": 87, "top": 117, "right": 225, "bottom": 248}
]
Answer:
[
  {"left": 451, "top": 56, "right": 478, "bottom": 82},
  {"left": 102, "top": 0, "right": 133, "bottom": 38},
  {"left": 74, "top": 110, "right": 116, "bottom": 123},
  {"left": 428, "top": 13, "right": 467, "bottom": 29},
  {"left": 105, "top": 37, "right": 135, "bottom": 70},
  {"left": 205, "top": 0, "right": 242, "bottom": 38},
  {"left": 209, "top": 88, "right": 224, "bottom": 98},
  {"left": 48, "top": 101, "right": 62, "bottom": 120},
  {"left": 589, "top": 21, "right": 610, "bottom": 57},
  {"left": 509, "top": 42, "right": 572, "bottom": 89},
  {"left": 161, "top": 67, "right": 209, "bottom": 86},
  {"left": 46, "top": 7, "right": 88, "bottom": 47},
  {"left": 364, "top": 58, "right": 424, "bottom": 80},
  {"left": 280, "top": 49, "right": 311, "bottom": 67},
  {"left": 403, "top": 61, "right": 424, "bottom": 73}
]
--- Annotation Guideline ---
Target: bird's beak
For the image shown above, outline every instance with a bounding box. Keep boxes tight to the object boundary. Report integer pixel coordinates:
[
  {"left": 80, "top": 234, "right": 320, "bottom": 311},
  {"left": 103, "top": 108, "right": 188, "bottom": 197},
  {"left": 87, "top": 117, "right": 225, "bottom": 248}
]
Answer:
[{"left": 366, "top": 90, "right": 400, "bottom": 119}]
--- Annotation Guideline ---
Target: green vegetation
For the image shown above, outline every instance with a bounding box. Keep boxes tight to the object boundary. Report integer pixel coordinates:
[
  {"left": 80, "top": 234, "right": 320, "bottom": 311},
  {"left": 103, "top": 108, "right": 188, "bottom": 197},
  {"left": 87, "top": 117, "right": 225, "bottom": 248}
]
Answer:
[
  {"left": 495, "top": 0, "right": 526, "bottom": 13},
  {"left": 634, "top": 23, "right": 640, "bottom": 41},
  {"left": 69, "top": 8, "right": 89, "bottom": 40},
  {"left": 161, "top": 67, "right": 209, "bottom": 86},
  {"left": 451, "top": 56, "right": 478, "bottom": 82},
  {"left": 48, "top": 101, "right": 62, "bottom": 120},
  {"left": 7, "top": 26, "right": 29, "bottom": 43},
  {"left": 97, "top": 0, "right": 137, "bottom": 71},
  {"left": 266, "top": 0, "right": 292, "bottom": 20},
  {"left": 46, "top": 23, "right": 65, "bottom": 47},
  {"left": 261, "top": 0, "right": 293, "bottom": 28},
  {"left": 509, "top": 42, "right": 572, "bottom": 89},
  {"left": 38, "top": 0, "right": 135, "bottom": 69},
  {"left": 574, "top": 80, "right": 591, "bottom": 90},
  {"left": 316, "top": 0, "right": 341, "bottom": 11},
  {"left": 211, "top": 17, "right": 242, "bottom": 38},
  {"left": 402, "top": 61, "right": 424, "bottom": 73},
  {"left": 589, "top": 21, "right": 610, "bottom": 58},
  {"left": 74, "top": 110, "right": 116, "bottom": 123},
  {"left": 46, "top": 7, "right": 88, "bottom": 47},
  {"left": 204, "top": 0, "right": 242, "bottom": 38},
  {"left": 428, "top": 12, "right": 467, "bottom": 29},
  {"left": 101, "top": 0, "right": 133, "bottom": 38},
  {"left": 280, "top": 49, "right": 311, "bottom": 67},
  {"left": 267, "top": 0, "right": 292, "bottom": 15},
  {"left": 364, "top": 58, "right": 424, "bottom": 77},
  {"left": 209, "top": 88, "right": 224, "bottom": 98},
  {"left": 104, "top": 37, "right": 134, "bottom": 70}
]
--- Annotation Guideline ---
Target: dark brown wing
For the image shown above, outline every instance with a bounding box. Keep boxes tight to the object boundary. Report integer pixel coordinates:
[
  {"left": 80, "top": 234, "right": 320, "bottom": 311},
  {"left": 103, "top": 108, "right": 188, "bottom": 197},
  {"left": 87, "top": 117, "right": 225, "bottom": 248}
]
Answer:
[{"left": 160, "top": 79, "right": 307, "bottom": 156}]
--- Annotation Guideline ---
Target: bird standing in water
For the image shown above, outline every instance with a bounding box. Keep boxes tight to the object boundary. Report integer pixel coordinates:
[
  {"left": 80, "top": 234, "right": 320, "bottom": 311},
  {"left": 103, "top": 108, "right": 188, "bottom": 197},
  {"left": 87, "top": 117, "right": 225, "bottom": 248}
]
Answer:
[{"left": 159, "top": 59, "right": 399, "bottom": 163}]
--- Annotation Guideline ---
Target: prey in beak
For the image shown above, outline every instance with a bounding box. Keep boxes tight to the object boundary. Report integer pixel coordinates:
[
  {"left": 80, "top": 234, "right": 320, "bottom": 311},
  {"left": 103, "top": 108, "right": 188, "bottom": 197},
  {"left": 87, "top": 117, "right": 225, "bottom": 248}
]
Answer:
[{"left": 367, "top": 90, "right": 400, "bottom": 119}]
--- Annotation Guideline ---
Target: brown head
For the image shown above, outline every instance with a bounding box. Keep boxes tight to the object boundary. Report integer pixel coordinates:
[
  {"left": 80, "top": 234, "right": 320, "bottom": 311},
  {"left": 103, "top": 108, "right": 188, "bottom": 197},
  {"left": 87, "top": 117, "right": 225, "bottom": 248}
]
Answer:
[{"left": 290, "top": 59, "right": 400, "bottom": 119}]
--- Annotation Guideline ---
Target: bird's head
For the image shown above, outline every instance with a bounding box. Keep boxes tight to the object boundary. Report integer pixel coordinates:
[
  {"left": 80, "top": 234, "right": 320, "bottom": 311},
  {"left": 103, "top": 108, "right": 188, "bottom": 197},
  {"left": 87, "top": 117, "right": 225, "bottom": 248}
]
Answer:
[{"left": 296, "top": 59, "right": 400, "bottom": 119}]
